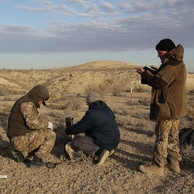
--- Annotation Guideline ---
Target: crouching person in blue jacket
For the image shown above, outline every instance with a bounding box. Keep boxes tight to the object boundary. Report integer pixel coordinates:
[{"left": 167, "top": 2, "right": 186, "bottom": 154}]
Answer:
[{"left": 65, "top": 91, "right": 120, "bottom": 165}]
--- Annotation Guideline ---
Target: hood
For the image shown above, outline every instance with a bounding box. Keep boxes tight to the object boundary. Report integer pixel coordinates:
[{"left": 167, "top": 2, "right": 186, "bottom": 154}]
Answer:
[
  {"left": 26, "top": 85, "right": 49, "bottom": 107},
  {"left": 89, "top": 100, "right": 107, "bottom": 110},
  {"left": 168, "top": 44, "right": 184, "bottom": 61}
]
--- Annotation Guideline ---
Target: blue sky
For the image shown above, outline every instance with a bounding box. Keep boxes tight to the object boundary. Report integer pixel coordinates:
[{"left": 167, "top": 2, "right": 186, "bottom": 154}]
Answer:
[{"left": 0, "top": 0, "right": 194, "bottom": 71}]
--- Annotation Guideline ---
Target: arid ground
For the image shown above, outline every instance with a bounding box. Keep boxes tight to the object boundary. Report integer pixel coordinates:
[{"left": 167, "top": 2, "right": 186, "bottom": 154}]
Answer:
[{"left": 0, "top": 61, "right": 194, "bottom": 194}]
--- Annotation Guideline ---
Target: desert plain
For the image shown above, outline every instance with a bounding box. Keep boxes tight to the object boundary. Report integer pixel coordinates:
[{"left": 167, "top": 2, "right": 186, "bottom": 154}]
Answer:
[{"left": 0, "top": 60, "right": 194, "bottom": 194}]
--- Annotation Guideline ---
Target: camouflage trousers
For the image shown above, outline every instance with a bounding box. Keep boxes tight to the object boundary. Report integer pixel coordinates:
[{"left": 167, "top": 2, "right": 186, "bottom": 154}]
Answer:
[
  {"left": 153, "top": 119, "right": 182, "bottom": 167},
  {"left": 11, "top": 129, "right": 56, "bottom": 159}
]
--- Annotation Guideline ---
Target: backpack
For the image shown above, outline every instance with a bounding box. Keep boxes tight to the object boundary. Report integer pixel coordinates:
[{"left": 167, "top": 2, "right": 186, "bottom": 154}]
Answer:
[{"left": 179, "top": 128, "right": 194, "bottom": 147}]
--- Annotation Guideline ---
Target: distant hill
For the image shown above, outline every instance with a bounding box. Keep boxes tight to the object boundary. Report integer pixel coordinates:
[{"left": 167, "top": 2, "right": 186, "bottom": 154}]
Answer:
[{"left": 0, "top": 60, "right": 194, "bottom": 94}]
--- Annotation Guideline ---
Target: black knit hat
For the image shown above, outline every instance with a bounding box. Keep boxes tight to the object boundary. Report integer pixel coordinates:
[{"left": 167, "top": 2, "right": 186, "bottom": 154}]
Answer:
[{"left": 155, "top": 38, "right": 176, "bottom": 52}]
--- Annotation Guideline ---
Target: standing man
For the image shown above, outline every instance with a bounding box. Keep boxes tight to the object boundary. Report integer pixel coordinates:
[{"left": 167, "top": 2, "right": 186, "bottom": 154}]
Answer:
[
  {"left": 7, "top": 85, "right": 56, "bottom": 167},
  {"left": 137, "top": 38, "right": 188, "bottom": 175},
  {"left": 65, "top": 91, "right": 120, "bottom": 165}
]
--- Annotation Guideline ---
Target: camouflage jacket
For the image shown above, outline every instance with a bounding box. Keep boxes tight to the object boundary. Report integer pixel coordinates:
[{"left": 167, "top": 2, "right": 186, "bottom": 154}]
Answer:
[
  {"left": 7, "top": 85, "right": 49, "bottom": 138},
  {"left": 21, "top": 102, "right": 48, "bottom": 130}
]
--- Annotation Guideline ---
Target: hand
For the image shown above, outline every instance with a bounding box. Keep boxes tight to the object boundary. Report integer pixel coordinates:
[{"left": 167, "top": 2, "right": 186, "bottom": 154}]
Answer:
[
  {"left": 48, "top": 121, "right": 53, "bottom": 130},
  {"left": 136, "top": 68, "right": 145, "bottom": 74}
]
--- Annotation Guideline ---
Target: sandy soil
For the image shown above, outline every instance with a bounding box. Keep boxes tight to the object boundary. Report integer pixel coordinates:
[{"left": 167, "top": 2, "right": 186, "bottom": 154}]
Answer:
[{"left": 0, "top": 61, "right": 194, "bottom": 194}]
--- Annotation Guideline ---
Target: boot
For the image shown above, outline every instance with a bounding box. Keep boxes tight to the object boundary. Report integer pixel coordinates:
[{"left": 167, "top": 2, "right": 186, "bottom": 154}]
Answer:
[
  {"left": 108, "top": 149, "right": 115, "bottom": 157},
  {"left": 167, "top": 158, "right": 181, "bottom": 173},
  {"left": 139, "top": 162, "right": 164, "bottom": 176},
  {"left": 30, "top": 155, "right": 46, "bottom": 167},
  {"left": 65, "top": 141, "right": 75, "bottom": 160},
  {"left": 12, "top": 150, "right": 25, "bottom": 163},
  {"left": 96, "top": 149, "right": 110, "bottom": 165}
]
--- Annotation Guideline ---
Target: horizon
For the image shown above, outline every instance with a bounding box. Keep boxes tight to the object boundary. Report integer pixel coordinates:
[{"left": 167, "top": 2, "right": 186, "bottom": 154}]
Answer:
[{"left": 0, "top": 59, "right": 193, "bottom": 74}]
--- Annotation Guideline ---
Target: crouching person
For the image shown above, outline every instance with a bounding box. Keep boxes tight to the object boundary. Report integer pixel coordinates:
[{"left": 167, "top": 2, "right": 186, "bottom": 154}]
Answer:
[
  {"left": 7, "top": 85, "right": 56, "bottom": 167},
  {"left": 65, "top": 91, "right": 120, "bottom": 165}
]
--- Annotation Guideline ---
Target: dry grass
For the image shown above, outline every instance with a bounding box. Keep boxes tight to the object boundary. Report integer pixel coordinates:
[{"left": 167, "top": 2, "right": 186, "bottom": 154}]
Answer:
[{"left": 0, "top": 60, "right": 194, "bottom": 194}]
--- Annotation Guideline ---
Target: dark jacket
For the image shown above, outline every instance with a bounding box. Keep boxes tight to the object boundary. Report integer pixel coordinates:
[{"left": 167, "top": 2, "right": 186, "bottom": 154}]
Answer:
[
  {"left": 65, "top": 100, "right": 120, "bottom": 150},
  {"left": 141, "top": 44, "right": 188, "bottom": 121},
  {"left": 7, "top": 85, "right": 49, "bottom": 139}
]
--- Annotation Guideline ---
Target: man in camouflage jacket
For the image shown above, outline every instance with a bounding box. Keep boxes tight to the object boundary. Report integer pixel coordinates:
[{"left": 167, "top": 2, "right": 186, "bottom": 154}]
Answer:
[
  {"left": 7, "top": 85, "right": 56, "bottom": 167},
  {"left": 137, "top": 39, "right": 188, "bottom": 175}
]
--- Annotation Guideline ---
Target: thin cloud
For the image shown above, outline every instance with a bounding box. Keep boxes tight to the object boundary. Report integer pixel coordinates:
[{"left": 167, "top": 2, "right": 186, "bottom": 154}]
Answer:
[
  {"left": 99, "top": 2, "right": 116, "bottom": 12},
  {"left": 0, "top": 0, "right": 194, "bottom": 55}
]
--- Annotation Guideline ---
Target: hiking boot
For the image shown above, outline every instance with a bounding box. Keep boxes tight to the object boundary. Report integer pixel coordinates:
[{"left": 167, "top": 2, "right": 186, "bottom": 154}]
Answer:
[
  {"left": 139, "top": 162, "right": 164, "bottom": 176},
  {"left": 27, "top": 147, "right": 40, "bottom": 159},
  {"left": 96, "top": 149, "right": 110, "bottom": 165},
  {"left": 12, "top": 150, "right": 25, "bottom": 163},
  {"left": 30, "top": 155, "right": 46, "bottom": 167},
  {"left": 167, "top": 158, "right": 181, "bottom": 173},
  {"left": 44, "top": 153, "right": 62, "bottom": 163},
  {"left": 65, "top": 141, "right": 75, "bottom": 160},
  {"left": 109, "top": 150, "right": 115, "bottom": 157},
  {"left": 139, "top": 160, "right": 151, "bottom": 165}
]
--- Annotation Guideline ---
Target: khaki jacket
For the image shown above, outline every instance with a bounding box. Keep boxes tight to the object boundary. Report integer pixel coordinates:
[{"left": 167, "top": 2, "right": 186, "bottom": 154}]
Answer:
[{"left": 141, "top": 44, "right": 188, "bottom": 121}]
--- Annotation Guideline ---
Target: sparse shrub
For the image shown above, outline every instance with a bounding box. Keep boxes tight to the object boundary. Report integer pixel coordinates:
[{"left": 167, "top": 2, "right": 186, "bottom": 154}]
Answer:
[
  {"left": 112, "top": 90, "right": 121, "bottom": 96},
  {"left": 4, "top": 95, "right": 21, "bottom": 101},
  {"left": 137, "top": 97, "right": 151, "bottom": 106},
  {"left": 189, "top": 89, "right": 194, "bottom": 94},
  {"left": 124, "top": 88, "right": 133, "bottom": 93},
  {"left": 48, "top": 103, "right": 68, "bottom": 110},
  {"left": 0, "top": 87, "right": 12, "bottom": 96},
  {"left": 66, "top": 100, "right": 82, "bottom": 111},
  {"left": 0, "top": 112, "right": 9, "bottom": 129},
  {"left": 85, "top": 81, "right": 109, "bottom": 94},
  {"left": 46, "top": 110, "right": 65, "bottom": 121},
  {"left": 0, "top": 86, "right": 25, "bottom": 97},
  {"left": 59, "top": 77, "right": 68, "bottom": 82},
  {"left": 188, "top": 107, "right": 194, "bottom": 116},
  {"left": 133, "top": 85, "right": 150, "bottom": 92},
  {"left": 112, "top": 108, "right": 129, "bottom": 116},
  {"left": 76, "top": 93, "right": 81, "bottom": 97}
]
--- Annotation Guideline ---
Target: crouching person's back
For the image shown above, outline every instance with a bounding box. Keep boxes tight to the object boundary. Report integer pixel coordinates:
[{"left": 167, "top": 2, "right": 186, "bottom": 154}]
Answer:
[{"left": 65, "top": 91, "right": 120, "bottom": 165}]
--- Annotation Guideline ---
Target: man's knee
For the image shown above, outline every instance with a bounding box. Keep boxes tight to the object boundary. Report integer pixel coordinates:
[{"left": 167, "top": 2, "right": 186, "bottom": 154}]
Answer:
[
  {"left": 43, "top": 130, "right": 56, "bottom": 141},
  {"left": 72, "top": 136, "right": 86, "bottom": 148}
]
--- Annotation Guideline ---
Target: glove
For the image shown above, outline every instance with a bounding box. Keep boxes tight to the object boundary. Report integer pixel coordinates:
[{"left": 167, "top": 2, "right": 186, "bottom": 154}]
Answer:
[{"left": 47, "top": 121, "right": 53, "bottom": 130}]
